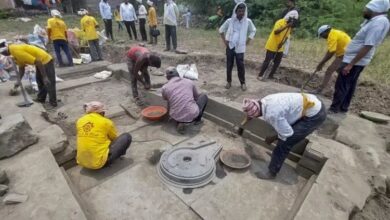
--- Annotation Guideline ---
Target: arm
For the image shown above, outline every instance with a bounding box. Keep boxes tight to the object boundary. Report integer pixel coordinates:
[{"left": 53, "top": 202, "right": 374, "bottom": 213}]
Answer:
[
  {"left": 18, "top": 65, "right": 26, "bottom": 81},
  {"left": 246, "top": 20, "right": 256, "bottom": 45},
  {"left": 99, "top": 3, "right": 104, "bottom": 19},
  {"left": 193, "top": 84, "right": 200, "bottom": 100},
  {"left": 342, "top": 46, "right": 372, "bottom": 75},
  {"left": 316, "top": 51, "right": 335, "bottom": 71},
  {"left": 133, "top": 6, "right": 137, "bottom": 21},
  {"left": 133, "top": 55, "right": 148, "bottom": 85},
  {"left": 107, "top": 121, "right": 118, "bottom": 141},
  {"left": 174, "top": 5, "right": 179, "bottom": 19},
  {"left": 120, "top": 5, "right": 124, "bottom": 19},
  {"left": 219, "top": 19, "right": 229, "bottom": 47},
  {"left": 267, "top": 115, "right": 294, "bottom": 142},
  {"left": 274, "top": 25, "right": 290, "bottom": 35}
]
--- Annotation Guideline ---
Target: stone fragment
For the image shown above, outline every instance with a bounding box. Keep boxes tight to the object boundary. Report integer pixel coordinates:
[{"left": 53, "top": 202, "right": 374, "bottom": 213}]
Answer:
[
  {"left": 360, "top": 111, "right": 390, "bottom": 124},
  {"left": 370, "top": 175, "right": 387, "bottom": 194},
  {"left": 0, "top": 114, "right": 38, "bottom": 159},
  {"left": 0, "top": 169, "right": 8, "bottom": 184},
  {"left": 0, "top": 184, "right": 9, "bottom": 196},
  {"left": 39, "top": 124, "right": 68, "bottom": 154},
  {"left": 3, "top": 193, "right": 28, "bottom": 204}
]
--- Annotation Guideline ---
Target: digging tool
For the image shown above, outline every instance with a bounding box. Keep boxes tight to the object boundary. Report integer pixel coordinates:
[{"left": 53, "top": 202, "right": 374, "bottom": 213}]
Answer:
[
  {"left": 237, "top": 115, "right": 249, "bottom": 136},
  {"left": 300, "top": 70, "right": 318, "bottom": 92},
  {"left": 11, "top": 60, "right": 33, "bottom": 107}
]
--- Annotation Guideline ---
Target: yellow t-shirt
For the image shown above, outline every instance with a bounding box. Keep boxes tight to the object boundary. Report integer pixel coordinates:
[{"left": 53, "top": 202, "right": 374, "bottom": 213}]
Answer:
[
  {"left": 9, "top": 44, "right": 52, "bottom": 66},
  {"left": 114, "top": 10, "right": 121, "bottom": 22},
  {"left": 47, "top": 17, "right": 67, "bottom": 41},
  {"left": 327, "top": 29, "right": 351, "bottom": 57},
  {"left": 265, "top": 19, "right": 291, "bottom": 52},
  {"left": 76, "top": 113, "right": 118, "bottom": 169},
  {"left": 148, "top": 7, "right": 157, "bottom": 26},
  {"left": 80, "top": 15, "right": 99, "bottom": 41}
]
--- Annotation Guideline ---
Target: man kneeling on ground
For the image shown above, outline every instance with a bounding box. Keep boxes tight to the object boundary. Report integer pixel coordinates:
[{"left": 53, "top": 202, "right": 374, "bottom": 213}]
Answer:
[
  {"left": 242, "top": 93, "right": 326, "bottom": 179},
  {"left": 126, "top": 45, "right": 161, "bottom": 105},
  {"left": 76, "top": 101, "right": 132, "bottom": 169},
  {"left": 162, "top": 67, "right": 208, "bottom": 134}
]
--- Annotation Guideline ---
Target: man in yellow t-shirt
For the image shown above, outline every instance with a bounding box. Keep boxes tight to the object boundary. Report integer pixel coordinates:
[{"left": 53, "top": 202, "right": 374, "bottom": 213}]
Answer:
[
  {"left": 80, "top": 10, "right": 103, "bottom": 61},
  {"left": 47, "top": 9, "right": 73, "bottom": 67},
  {"left": 114, "top": 5, "right": 124, "bottom": 32},
  {"left": 258, "top": 10, "right": 299, "bottom": 80},
  {"left": 0, "top": 42, "right": 58, "bottom": 108},
  {"left": 76, "top": 101, "right": 132, "bottom": 169},
  {"left": 147, "top": 0, "right": 158, "bottom": 45},
  {"left": 314, "top": 25, "right": 351, "bottom": 94}
]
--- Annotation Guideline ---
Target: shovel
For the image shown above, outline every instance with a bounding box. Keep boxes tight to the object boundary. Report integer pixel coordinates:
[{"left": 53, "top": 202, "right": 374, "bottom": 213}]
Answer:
[
  {"left": 11, "top": 60, "right": 34, "bottom": 107},
  {"left": 300, "top": 70, "right": 318, "bottom": 92}
]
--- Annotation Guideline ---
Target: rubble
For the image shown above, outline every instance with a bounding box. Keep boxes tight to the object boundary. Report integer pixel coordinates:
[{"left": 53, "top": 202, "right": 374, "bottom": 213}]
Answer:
[{"left": 38, "top": 124, "right": 68, "bottom": 154}]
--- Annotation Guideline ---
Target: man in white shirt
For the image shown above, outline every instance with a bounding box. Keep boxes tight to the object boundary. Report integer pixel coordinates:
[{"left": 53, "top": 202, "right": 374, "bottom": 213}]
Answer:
[
  {"left": 242, "top": 93, "right": 326, "bottom": 179},
  {"left": 120, "top": 0, "right": 138, "bottom": 40},
  {"left": 137, "top": 0, "right": 148, "bottom": 41},
  {"left": 163, "top": 0, "right": 179, "bottom": 51},
  {"left": 219, "top": 1, "right": 256, "bottom": 91},
  {"left": 99, "top": 0, "right": 114, "bottom": 41}
]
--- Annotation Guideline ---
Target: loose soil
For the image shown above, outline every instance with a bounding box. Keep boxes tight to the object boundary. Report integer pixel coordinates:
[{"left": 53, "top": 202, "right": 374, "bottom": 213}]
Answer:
[{"left": 104, "top": 45, "right": 390, "bottom": 115}]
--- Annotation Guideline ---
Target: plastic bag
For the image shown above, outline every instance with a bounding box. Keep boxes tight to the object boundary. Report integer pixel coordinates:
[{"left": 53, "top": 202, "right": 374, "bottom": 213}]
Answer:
[
  {"left": 177, "top": 64, "right": 199, "bottom": 80},
  {"left": 80, "top": 53, "right": 92, "bottom": 64}
]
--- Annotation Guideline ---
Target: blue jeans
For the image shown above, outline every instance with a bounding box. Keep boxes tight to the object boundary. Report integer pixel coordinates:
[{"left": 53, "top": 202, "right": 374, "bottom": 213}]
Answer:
[
  {"left": 53, "top": 39, "right": 73, "bottom": 66},
  {"left": 330, "top": 63, "right": 365, "bottom": 112},
  {"left": 268, "top": 102, "right": 327, "bottom": 175}
]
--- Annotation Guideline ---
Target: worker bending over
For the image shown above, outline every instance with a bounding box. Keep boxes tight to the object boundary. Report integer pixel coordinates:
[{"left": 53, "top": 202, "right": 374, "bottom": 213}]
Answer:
[
  {"left": 162, "top": 67, "right": 208, "bottom": 134},
  {"left": 314, "top": 25, "right": 351, "bottom": 94},
  {"left": 242, "top": 93, "right": 326, "bottom": 179},
  {"left": 126, "top": 45, "right": 161, "bottom": 105},
  {"left": 76, "top": 101, "right": 132, "bottom": 169},
  {"left": 0, "top": 41, "right": 58, "bottom": 108}
]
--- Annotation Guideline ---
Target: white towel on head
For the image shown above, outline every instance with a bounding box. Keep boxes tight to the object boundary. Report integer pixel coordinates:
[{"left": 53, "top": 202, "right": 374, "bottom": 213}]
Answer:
[
  {"left": 366, "top": 0, "right": 390, "bottom": 13},
  {"left": 284, "top": 10, "right": 299, "bottom": 20},
  {"left": 51, "top": 9, "right": 62, "bottom": 18},
  {"left": 147, "top": 0, "right": 153, "bottom": 6}
]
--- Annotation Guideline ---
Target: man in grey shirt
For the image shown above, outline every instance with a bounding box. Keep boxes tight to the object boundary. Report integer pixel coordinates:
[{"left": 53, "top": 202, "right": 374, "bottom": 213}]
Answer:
[{"left": 329, "top": 0, "right": 389, "bottom": 113}]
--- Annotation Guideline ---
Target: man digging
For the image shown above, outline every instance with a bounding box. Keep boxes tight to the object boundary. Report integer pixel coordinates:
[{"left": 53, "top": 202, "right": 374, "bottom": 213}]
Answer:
[
  {"left": 242, "top": 93, "right": 326, "bottom": 179},
  {"left": 126, "top": 45, "right": 161, "bottom": 105},
  {"left": 219, "top": 0, "right": 256, "bottom": 91}
]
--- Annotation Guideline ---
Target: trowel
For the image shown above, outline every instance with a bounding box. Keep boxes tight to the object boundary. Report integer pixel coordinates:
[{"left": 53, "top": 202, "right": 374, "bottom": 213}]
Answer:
[{"left": 11, "top": 60, "right": 34, "bottom": 107}]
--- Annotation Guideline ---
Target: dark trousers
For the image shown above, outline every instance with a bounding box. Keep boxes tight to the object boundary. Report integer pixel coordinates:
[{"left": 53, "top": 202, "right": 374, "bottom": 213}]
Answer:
[
  {"left": 268, "top": 102, "right": 327, "bottom": 175},
  {"left": 124, "top": 21, "right": 138, "bottom": 40},
  {"left": 139, "top": 18, "right": 147, "bottom": 41},
  {"left": 106, "top": 133, "right": 132, "bottom": 166},
  {"left": 53, "top": 39, "right": 73, "bottom": 66},
  {"left": 226, "top": 47, "right": 245, "bottom": 84},
  {"left": 36, "top": 60, "right": 57, "bottom": 105},
  {"left": 127, "top": 58, "right": 151, "bottom": 98},
  {"left": 330, "top": 63, "right": 365, "bottom": 112},
  {"left": 194, "top": 94, "right": 208, "bottom": 122},
  {"left": 149, "top": 26, "right": 158, "bottom": 44},
  {"left": 89, "top": 39, "right": 103, "bottom": 61},
  {"left": 165, "top": 25, "right": 177, "bottom": 50},
  {"left": 259, "top": 50, "right": 284, "bottom": 78},
  {"left": 117, "top": 21, "right": 123, "bottom": 32},
  {"left": 103, "top": 19, "right": 114, "bottom": 41}
]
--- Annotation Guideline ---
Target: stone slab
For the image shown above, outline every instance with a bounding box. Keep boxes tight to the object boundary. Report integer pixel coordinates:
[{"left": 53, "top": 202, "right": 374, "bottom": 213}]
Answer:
[
  {"left": 56, "top": 60, "right": 111, "bottom": 79},
  {"left": 0, "top": 149, "right": 87, "bottom": 220},
  {"left": 105, "top": 105, "right": 126, "bottom": 119},
  {"left": 57, "top": 76, "right": 111, "bottom": 91},
  {"left": 82, "top": 163, "right": 200, "bottom": 220},
  {"left": 38, "top": 124, "right": 68, "bottom": 154},
  {"left": 360, "top": 111, "right": 390, "bottom": 124}
]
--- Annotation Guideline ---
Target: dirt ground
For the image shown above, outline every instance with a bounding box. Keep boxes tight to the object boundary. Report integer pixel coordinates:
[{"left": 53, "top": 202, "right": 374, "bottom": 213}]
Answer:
[
  {"left": 103, "top": 44, "right": 390, "bottom": 115},
  {"left": 350, "top": 193, "right": 390, "bottom": 220}
]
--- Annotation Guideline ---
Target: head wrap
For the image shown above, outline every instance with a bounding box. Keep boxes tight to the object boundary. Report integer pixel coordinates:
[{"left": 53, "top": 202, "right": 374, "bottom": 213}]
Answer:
[
  {"left": 51, "top": 9, "right": 62, "bottom": 18},
  {"left": 0, "top": 39, "right": 8, "bottom": 54},
  {"left": 366, "top": 0, "right": 390, "bottom": 13},
  {"left": 147, "top": 0, "right": 153, "bottom": 6},
  {"left": 79, "top": 9, "right": 89, "bottom": 16},
  {"left": 284, "top": 10, "right": 299, "bottom": 20},
  {"left": 242, "top": 98, "right": 261, "bottom": 118},
  {"left": 84, "top": 101, "right": 106, "bottom": 114}
]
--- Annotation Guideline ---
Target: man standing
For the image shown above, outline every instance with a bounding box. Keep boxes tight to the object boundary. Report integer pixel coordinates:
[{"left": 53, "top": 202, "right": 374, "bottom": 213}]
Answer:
[
  {"left": 0, "top": 42, "right": 58, "bottom": 108},
  {"left": 120, "top": 0, "right": 138, "bottom": 40},
  {"left": 126, "top": 46, "right": 161, "bottom": 105},
  {"left": 163, "top": 0, "right": 179, "bottom": 51},
  {"left": 99, "top": 0, "right": 114, "bottom": 41},
  {"left": 47, "top": 9, "right": 73, "bottom": 67},
  {"left": 314, "top": 25, "right": 351, "bottom": 94},
  {"left": 80, "top": 10, "right": 103, "bottom": 61},
  {"left": 329, "top": 0, "right": 389, "bottom": 114},
  {"left": 76, "top": 101, "right": 132, "bottom": 169},
  {"left": 258, "top": 10, "right": 298, "bottom": 80},
  {"left": 242, "top": 93, "right": 326, "bottom": 179},
  {"left": 147, "top": 0, "right": 158, "bottom": 45},
  {"left": 219, "top": 1, "right": 256, "bottom": 91},
  {"left": 279, "top": 0, "right": 299, "bottom": 57},
  {"left": 162, "top": 67, "right": 208, "bottom": 134},
  {"left": 137, "top": 0, "right": 148, "bottom": 42},
  {"left": 114, "top": 5, "right": 123, "bottom": 32}
]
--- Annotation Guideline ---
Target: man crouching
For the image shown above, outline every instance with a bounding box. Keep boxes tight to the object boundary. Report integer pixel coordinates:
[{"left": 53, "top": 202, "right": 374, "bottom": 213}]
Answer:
[{"left": 162, "top": 67, "right": 208, "bottom": 134}]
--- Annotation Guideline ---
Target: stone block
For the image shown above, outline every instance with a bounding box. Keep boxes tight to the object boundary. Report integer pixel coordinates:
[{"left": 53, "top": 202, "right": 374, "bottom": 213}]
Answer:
[
  {"left": 0, "top": 184, "right": 8, "bottom": 196},
  {"left": 39, "top": 124, "right": 68, "bottom": 154},
  {"left": 296, "top": 164, "right": 315, "bottom": 179},
  {"left": 3, "top": 193, "right": 28, "bottom": 204},
  {"left": 370, "top": 175, "right": 387, "bottom": 194},
  {"left": 0, "top": 169, "right": 8, "bottom": 184},
  {"left": 0, "top": 114, "right": 38, "bottom": 159}
]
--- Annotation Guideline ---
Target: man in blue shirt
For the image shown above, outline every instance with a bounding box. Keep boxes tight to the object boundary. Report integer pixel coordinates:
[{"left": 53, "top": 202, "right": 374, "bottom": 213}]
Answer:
[
  {"left": 99, "top": 0, "right": 114, "bottom": 41},
  {"left": 329, "top": 0, "right": 389, "bottom": 113}
]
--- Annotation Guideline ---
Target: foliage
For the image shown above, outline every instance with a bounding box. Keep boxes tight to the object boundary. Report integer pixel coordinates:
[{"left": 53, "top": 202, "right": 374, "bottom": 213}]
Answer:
[{"left": 177, "top": 0, "right": 376, "bottom": 38}]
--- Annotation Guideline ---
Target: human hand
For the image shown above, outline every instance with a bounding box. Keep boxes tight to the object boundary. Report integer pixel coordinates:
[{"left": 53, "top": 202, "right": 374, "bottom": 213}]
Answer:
[
  {"left": 342, "top": 64, "right": 353, "bottom": 75},
  {"left": 224, "top": 40, "right": 229, "bottom": 48},
  {"left": 43, "top": 77, "right": 51, "bottom": 87}
]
